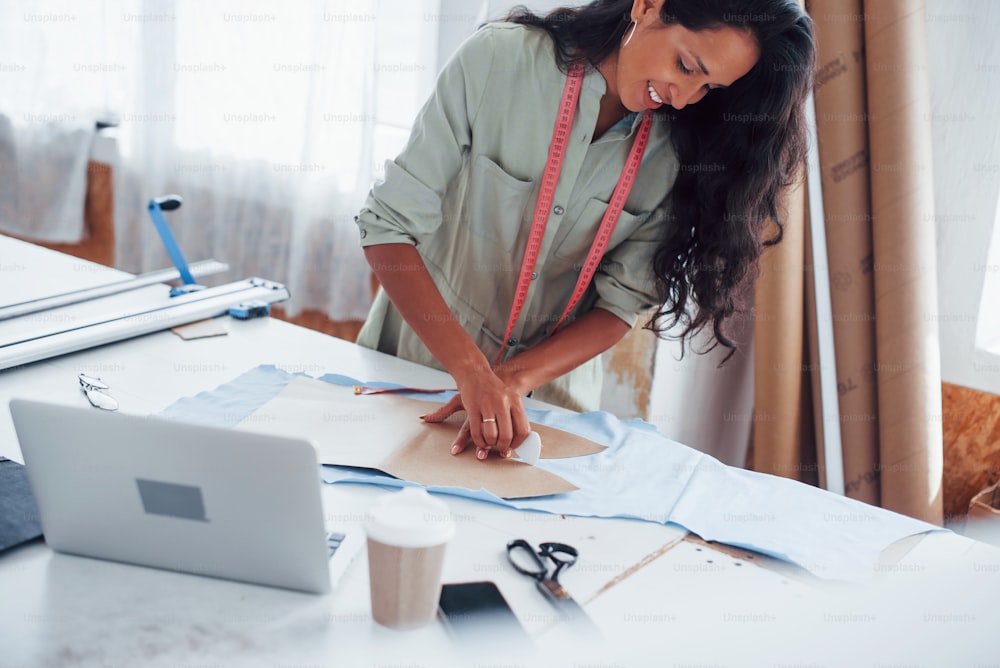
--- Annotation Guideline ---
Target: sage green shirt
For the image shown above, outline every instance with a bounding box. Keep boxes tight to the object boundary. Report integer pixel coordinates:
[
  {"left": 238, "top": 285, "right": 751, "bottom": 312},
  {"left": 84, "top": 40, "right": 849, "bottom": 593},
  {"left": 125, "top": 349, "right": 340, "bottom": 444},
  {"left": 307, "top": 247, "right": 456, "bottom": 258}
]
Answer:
[{"left": 355, "top": 22, "right": 679, "bottom": 411}]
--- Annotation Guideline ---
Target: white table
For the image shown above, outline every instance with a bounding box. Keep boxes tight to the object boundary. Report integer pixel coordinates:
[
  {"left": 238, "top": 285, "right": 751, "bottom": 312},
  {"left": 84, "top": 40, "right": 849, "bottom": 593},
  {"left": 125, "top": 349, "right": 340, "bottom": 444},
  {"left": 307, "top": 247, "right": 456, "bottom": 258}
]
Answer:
[{"left": 1, "top": 236, "right": 998, "bottom": 667}]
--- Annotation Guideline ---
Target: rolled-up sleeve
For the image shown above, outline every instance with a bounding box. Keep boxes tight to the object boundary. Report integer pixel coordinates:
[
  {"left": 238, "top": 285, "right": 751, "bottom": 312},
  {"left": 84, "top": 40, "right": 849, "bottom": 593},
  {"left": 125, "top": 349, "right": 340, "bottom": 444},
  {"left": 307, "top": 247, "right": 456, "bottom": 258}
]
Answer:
[
  {"left": 593, "top": 205, "right": 670, "bottom": 327},
  {"left": 355, "top": 28, "right": 495, "bottom": 248}
]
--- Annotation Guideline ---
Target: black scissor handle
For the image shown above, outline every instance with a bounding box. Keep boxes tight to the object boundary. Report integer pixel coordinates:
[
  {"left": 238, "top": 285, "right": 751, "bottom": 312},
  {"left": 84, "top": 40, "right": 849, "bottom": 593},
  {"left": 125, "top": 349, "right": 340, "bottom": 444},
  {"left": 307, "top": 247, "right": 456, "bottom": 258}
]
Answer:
[
  {"left": 539, "top": 542, "right": 578, "bottom": 562},
  {"left": 539, "top": 542, "right": 578, "bottom": 579},
  {"left": 506, "top": 538, "right": 549, "bottom": 579}
]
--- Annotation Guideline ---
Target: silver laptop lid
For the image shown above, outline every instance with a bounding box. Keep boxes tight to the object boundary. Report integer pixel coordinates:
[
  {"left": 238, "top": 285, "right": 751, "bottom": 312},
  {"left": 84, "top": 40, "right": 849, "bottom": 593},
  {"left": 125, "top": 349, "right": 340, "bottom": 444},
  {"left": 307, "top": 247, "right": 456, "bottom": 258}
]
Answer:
[{"left": 10, "top": 398, "right": 333, "bottom": 594}]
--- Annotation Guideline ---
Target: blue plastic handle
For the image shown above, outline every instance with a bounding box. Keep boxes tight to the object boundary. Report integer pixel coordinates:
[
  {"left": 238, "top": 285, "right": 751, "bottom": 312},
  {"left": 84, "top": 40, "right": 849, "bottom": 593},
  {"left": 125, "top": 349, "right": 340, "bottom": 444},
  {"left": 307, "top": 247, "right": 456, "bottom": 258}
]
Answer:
[{"left": 147, "top": 197, "right": 196, "bottom": 286}]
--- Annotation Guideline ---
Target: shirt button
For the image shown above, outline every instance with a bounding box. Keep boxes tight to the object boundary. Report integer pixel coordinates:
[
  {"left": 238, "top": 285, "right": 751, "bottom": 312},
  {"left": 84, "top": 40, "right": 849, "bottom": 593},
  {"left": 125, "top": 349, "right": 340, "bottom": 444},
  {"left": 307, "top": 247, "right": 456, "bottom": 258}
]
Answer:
[
  {"left": 553, "top": 205, "right": 565, "bottom": 215},
  {"left": 507, "top": 338, "right": 518, "bottom": 347},
  {"left": 359, "top": 228, "right": 367, "bottom": 239}
]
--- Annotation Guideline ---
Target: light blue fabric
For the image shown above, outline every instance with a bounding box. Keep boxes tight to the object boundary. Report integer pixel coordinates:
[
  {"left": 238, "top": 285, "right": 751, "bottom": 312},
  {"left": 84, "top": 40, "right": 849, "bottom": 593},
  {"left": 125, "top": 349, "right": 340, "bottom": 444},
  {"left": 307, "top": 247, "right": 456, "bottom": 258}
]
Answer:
[
  {"left": 158, "top": 364, "right": 304, "bottom": 427},
  {"left": 160, "top": 365, "right": 942, "bottom": 580}
]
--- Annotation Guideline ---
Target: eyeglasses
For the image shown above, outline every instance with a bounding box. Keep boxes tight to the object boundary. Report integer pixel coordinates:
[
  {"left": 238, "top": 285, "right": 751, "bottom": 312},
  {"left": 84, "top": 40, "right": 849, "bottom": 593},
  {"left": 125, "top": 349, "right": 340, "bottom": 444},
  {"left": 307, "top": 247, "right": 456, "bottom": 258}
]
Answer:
[
  {"left": 78, "top": 373, "right": 118, "bottom": 411},
  {"left": 506, "top": 538, "right": 598, "bottom": 633}
]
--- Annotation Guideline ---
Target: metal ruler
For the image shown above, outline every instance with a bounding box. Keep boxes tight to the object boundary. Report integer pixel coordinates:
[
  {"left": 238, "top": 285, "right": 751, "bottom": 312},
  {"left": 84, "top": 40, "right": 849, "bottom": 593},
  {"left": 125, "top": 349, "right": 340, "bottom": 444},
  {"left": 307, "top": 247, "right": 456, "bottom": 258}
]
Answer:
[
  {"left": 0, "top": 278, "right": 288, "bottom": 371},
  {"left": 0, "top": 194, "right": 291, "bottom": 371},
  {"left": 0, "top": 259, "right": 229, "bottom": 321}
]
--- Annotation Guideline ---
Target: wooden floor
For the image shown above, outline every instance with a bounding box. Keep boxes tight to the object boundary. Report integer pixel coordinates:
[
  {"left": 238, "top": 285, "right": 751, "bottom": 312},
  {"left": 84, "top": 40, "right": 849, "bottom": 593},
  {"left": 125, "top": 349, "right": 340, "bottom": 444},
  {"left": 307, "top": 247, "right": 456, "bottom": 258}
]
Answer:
[{"left": 270, "top": 306, "right": 364, "bottom": 343}]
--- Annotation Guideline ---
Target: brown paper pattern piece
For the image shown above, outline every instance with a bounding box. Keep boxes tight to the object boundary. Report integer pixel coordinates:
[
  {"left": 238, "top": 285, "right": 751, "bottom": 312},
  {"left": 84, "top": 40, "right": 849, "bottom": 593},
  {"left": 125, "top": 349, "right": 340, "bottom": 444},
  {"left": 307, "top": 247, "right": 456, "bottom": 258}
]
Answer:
[{"left": 237, "top": 376, "right": 605, "bottom": 498}]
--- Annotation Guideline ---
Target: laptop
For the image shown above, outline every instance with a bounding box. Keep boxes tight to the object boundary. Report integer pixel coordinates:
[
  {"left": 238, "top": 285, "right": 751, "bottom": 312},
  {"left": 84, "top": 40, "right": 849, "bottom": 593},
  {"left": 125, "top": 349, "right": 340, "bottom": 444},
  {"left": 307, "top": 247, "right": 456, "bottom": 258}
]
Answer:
[{"left": 9, "top": 398, "right": 362, "bottom": 594}]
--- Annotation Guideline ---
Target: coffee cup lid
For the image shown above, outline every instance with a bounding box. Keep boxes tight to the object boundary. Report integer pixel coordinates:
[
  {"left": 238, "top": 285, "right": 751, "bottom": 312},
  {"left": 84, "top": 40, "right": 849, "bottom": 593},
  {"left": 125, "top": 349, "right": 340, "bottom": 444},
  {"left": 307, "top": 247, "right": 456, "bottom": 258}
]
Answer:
[{"left": 364, "top": 487, "right": 456, "bottom": 548}]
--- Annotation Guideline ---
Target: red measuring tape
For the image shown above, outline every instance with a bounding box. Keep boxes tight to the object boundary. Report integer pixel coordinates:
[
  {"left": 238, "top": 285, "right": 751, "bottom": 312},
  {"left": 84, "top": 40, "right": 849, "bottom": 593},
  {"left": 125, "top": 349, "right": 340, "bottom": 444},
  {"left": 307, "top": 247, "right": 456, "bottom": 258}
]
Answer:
[
  {"left": 492, "top": 61, "right": 653, "bottom": 369},
  {"left": 355, "top": 61, "right": 654, "bottom": 395}
]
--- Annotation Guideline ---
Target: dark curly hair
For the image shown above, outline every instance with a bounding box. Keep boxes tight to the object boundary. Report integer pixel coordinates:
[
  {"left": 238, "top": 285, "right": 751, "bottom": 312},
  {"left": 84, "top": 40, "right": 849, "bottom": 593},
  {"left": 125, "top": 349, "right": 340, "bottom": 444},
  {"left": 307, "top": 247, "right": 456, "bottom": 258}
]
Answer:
[{"left": 506, "top": 0, "right": 815, "bottom": 357}]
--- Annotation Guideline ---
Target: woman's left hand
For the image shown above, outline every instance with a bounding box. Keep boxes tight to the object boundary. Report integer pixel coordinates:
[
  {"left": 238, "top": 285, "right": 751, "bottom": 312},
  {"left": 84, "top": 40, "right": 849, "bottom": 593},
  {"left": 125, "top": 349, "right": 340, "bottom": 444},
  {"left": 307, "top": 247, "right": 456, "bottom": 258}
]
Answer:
[
  {"left": 420, "top": 395, "right": 496, "bottom": 458},
  {"left": 420, "top": 367, "right": 531, "bottom": 460}
]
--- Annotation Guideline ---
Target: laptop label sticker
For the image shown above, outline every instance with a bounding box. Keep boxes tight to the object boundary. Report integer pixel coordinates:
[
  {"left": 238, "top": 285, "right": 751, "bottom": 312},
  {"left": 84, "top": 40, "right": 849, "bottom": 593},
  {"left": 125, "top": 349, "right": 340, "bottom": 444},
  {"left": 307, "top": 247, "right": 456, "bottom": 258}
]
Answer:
[{"left": 136, "top": 478, "right": 209, "bottom": 522}]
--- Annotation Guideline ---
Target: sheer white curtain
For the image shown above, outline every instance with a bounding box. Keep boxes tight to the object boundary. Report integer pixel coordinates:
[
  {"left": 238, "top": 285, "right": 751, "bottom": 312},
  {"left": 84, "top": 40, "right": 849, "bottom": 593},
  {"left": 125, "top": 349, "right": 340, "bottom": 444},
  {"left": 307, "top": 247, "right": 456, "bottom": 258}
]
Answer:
[
  {"left": 0, "top": 0, "right": 127, "bottom": 243},
  {"left": 1, "top": 0, "right": 441, "bottom": 322},
  {"left": 114, "top": 0, "right": 439, "bottom": 321}
]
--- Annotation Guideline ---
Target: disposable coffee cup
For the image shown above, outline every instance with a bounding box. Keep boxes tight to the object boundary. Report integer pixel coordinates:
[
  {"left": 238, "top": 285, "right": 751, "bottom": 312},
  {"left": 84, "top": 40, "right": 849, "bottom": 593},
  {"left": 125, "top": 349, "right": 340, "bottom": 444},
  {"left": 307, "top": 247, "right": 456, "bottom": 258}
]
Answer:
[{"left": 364, "top": 487, "right": 455, "bottom": 629}]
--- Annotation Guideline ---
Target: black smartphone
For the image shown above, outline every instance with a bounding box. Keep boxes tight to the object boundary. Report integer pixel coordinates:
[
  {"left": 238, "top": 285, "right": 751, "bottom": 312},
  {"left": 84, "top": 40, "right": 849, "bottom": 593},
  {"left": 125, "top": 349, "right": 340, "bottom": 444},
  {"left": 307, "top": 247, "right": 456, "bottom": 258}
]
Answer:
[{"left": 438, "top": 581, "right": 532, "bottom": 645}]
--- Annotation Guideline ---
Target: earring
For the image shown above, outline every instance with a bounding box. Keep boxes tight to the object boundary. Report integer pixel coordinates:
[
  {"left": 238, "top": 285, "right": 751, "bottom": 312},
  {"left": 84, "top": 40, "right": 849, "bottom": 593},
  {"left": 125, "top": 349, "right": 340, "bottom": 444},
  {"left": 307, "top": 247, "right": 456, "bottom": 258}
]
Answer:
[{"left": 623, "top": 20, "right": 637, "bottom": 47}]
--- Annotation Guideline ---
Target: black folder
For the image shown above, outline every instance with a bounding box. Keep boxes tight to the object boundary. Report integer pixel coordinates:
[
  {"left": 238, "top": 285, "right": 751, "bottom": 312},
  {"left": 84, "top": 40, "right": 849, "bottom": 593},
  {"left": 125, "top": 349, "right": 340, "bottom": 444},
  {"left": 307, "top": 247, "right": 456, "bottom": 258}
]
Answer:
[{"left": 0, "top": 457, "right": 43, "bottom": 552}]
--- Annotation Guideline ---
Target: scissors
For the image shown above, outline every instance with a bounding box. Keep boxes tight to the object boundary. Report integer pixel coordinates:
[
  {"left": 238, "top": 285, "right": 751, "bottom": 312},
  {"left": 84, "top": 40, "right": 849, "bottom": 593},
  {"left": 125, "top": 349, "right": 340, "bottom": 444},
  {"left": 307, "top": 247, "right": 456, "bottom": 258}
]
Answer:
[{"left": 506, "top": 538, "right": 599, "bottom": 633}]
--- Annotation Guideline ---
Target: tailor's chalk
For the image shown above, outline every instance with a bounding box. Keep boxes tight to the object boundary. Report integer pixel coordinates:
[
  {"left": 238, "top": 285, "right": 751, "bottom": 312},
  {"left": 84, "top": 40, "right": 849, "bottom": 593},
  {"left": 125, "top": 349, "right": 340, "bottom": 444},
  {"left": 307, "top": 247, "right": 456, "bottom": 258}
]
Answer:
[{"left": 514, "top": 431, "right": 542, "bottom": 465}]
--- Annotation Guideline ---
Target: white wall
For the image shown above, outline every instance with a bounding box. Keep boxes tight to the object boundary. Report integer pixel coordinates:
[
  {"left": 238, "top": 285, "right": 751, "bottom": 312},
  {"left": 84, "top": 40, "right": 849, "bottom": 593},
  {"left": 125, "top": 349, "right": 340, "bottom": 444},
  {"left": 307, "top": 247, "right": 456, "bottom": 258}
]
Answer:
[{"left": 924, "top": 0, "right": 1000, "bottom": 395}]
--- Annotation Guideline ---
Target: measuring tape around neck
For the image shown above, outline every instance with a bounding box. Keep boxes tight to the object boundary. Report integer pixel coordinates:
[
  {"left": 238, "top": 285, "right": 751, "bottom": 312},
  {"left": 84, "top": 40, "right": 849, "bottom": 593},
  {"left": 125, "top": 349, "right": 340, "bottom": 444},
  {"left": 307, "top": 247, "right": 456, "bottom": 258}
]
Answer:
[{"left": 492, "top": 61, "right": 653, "bottom": 369}]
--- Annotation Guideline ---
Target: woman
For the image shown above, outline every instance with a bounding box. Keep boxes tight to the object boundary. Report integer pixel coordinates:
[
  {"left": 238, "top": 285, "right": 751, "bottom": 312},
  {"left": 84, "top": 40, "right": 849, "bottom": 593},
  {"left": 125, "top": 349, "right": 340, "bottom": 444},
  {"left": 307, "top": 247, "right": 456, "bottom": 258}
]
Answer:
[{"left": 355, "top": 0, "right": 814, "bottom": 461}]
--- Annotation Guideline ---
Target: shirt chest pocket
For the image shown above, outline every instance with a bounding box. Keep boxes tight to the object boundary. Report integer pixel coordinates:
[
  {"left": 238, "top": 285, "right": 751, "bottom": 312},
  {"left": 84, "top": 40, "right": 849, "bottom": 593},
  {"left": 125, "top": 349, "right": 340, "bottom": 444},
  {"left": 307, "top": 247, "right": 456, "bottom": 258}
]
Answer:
[
  {"left": 466, "top": 153, "right": 536, "bottom": 253},
  {"left": 552, "top": 197, "right": 647, "bottom": 265}
]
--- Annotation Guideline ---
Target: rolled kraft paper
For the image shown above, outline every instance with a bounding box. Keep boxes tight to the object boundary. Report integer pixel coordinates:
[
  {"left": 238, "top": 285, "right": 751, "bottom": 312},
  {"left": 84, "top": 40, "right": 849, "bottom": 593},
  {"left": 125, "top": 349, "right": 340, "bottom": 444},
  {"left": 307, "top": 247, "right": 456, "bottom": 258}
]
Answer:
[
  {"left": 753, "top": 177, "right": 809, "bottom": 481},
  {"left": 864, "top": 0, "right": 944, "bottom": 523},
  {"left": 751, "top": 0, "right": 813, "bottom": 483},
  {"left": 811, "top": 0, "right": 881, "bottom": 506}
]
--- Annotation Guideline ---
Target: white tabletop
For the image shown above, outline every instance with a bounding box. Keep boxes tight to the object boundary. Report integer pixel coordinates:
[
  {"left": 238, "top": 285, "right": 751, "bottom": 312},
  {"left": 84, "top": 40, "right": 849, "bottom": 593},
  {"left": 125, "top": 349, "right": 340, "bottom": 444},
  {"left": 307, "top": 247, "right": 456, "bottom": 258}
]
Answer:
[{"left": 1, "top": 235, "right": 999, "bottom": 667}]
